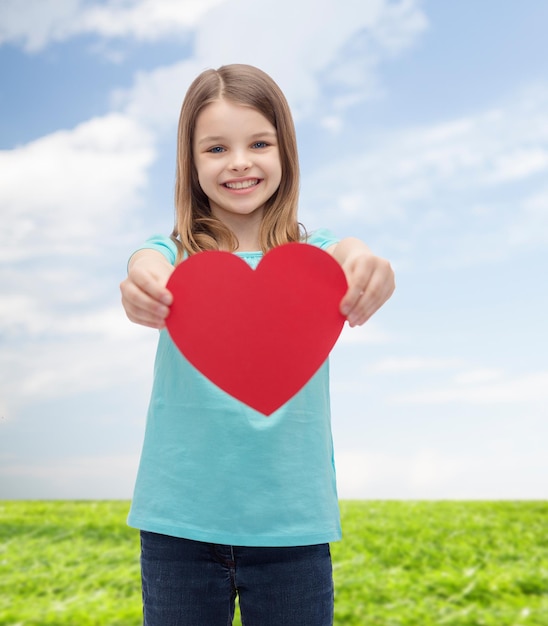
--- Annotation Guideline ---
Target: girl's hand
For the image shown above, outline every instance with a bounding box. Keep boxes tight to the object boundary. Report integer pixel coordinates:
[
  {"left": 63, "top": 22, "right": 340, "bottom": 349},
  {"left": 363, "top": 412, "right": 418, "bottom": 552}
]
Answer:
[
  {"left": 120, "top": 250, "right": 174, "bottom": 329},
  {"left": 328, "top": 238, "right": 395, "bottom": 327}
]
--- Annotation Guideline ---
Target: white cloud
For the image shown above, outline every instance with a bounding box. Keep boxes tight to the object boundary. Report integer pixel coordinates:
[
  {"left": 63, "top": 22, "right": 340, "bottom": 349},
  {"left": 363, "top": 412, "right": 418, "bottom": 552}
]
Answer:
[
  {"left": 337, "top": 319, "right": 393, "bottom": 345},
  {"left": 507, "top": 185, "right": 548, "bottom": 248},
  {"left": 320, "top": 116, "right": 344, "bottom": 134},
  {"left": 334, "top": 449, "right": 468, "bottom": 499},
  {"left": 112, "top": 0, "right": 428, "bottom": 130},
  {"left": 0, "top": 0, "right": 80, "bottom": 52},
  {"left": 395, "top": 370, "right": 548, "bottom": 405},
  {"left": 303, "top": 83, "right": 548, "bottom": 265},
  {"left": 368, "top": 356, "right": 463, "bottom": 373},
  {"left": 452, "top": 368, "right": 504, "bottom": 385},
  {"left": 485, "top": 147, "right": 548, "bottom": 184},
  {"left": 193, "top": 0, "right": 426, "bottom": 118},
  {"left": 0, "top": 0, "right": 428, "bottom": 75},
  {"left": 0, "top": 0, "right": 226, "bottom": 51},
  {"left": 0, "top": 454, "right": 140, "bottom": 498},
  {"left": 0, "top": 112, "right": 155, "bottom": 262},
  {"left": 0, "top": 294, "right": 148, "bottom": 341},
  {"left": 0, "top": 111, "right": 158, "bottom": 416},
  {"left": 113, "top": 58, "right": 204, "bottom": 131},
  {"left": 335, "top": 447, "right": 548, "bottom": 499},
  {"left": 0, "top": 317, "right": 157, "bottom": 413},
  {"left": 75, "top": 0, "right": 226, "bottom": 40}
]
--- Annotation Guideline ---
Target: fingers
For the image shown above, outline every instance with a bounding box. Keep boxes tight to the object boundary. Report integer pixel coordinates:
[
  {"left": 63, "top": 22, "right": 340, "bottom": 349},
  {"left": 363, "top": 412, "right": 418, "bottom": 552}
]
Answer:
[
  {"left": 340, "top": 265, "right": 373, "bottom": 316},
  {"left": 340, "top": 256, "right": 395, "bottom": 327},
  {"left": 120, "top": 261, "right": 174, "bottom": 329},
  {"left": 339, "top": 256, "right": 374, "bottom": 323},
  {"left": 120, "top": 278, "right": 171, "bottom": 329}
]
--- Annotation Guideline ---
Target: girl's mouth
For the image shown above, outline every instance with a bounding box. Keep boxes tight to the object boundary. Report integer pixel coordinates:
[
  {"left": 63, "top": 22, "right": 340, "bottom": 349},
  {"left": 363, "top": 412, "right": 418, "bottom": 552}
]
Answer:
[{"left": 223, "top": 179, "right": 260, "bottom": 190}]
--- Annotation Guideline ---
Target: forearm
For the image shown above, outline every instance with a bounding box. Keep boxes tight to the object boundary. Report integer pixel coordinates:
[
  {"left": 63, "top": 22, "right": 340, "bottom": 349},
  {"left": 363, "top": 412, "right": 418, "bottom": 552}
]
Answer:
[
  {"left": 128, "top": 248, "right": 173, "bottom": 277},
  {"left": 328, "top": 237, "right": 373, "bottom": 265}
]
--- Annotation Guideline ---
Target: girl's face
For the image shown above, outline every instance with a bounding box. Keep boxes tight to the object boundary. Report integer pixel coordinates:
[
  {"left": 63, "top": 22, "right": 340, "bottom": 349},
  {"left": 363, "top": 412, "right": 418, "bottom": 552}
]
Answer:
[{"left": 193, "top": 99, "right": 282, "bottom": 230}]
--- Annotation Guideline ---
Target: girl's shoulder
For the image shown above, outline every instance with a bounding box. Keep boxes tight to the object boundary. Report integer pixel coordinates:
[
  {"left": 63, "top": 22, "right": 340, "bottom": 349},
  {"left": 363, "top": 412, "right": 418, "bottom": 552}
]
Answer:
[{"left": 305, "top": 228, "right": 339, "bottom": 250}]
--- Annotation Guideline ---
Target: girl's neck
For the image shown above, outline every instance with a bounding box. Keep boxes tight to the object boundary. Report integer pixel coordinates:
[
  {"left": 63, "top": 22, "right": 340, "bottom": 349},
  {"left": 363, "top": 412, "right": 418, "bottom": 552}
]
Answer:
[
  {"left": 217, "top": 211, "right": 262, "bottom": 253},
  {"left": 233, "top": 236, "right": 261, "bottom": 253}
]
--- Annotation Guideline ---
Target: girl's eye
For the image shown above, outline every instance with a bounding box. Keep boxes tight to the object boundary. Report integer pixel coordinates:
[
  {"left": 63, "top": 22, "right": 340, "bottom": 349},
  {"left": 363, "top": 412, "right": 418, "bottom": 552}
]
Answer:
[
  {"left": 208, "top": 146, "right": 225, "bottom": 154},
  {"left": 252, "top": 141, "right": 268, "bottom": 149}
]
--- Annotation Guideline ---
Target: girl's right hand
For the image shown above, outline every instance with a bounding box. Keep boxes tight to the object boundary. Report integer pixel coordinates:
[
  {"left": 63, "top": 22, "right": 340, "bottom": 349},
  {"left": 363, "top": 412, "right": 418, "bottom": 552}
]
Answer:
[{"left": 120, "top": 250, "right": 174, "bottom": 329}]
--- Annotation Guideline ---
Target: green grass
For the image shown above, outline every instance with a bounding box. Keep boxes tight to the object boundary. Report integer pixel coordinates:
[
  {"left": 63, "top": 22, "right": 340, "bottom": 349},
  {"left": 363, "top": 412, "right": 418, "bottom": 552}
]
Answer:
[
  {"left": 334, "top": 501, "right": 548, "bottom": 625},
  {"left": 1, "top": 501, "right": 547, "bottom": 625}
]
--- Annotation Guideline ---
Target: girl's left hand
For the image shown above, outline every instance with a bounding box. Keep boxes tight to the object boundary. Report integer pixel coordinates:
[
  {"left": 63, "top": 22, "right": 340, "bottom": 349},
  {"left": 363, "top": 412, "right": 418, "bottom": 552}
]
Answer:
[{"left": 329, "top": 238, "right": 395, "bottom": 327}]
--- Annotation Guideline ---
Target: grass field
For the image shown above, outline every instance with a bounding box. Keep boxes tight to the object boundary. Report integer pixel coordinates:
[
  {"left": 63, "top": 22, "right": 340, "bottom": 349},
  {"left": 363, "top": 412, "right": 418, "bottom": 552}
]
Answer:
[{"left": 1, "top": 501, "right": 547, "bottom": 625}]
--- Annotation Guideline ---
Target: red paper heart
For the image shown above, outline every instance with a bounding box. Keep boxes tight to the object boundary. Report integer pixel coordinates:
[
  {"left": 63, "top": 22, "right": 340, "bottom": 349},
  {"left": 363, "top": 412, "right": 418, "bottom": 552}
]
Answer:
[{"left": 165, "top": 242, "right": 347, "bottom": 415}]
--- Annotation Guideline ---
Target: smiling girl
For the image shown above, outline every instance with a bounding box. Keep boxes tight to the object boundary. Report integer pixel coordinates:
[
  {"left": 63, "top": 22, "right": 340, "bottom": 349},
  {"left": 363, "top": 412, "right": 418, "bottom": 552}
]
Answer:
[{"left": 120, "top": 64, "right": 395, "bottom": 626}]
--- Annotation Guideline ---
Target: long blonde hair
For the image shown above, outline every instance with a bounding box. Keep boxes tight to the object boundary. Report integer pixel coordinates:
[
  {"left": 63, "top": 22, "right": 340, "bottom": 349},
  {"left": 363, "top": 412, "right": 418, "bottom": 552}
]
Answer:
[{"left": 171, "top": 64, "right": 303, "bottom": 260}]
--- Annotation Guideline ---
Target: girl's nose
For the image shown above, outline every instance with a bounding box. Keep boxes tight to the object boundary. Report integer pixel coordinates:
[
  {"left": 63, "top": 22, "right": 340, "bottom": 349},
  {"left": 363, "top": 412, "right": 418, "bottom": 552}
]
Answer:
[{"left": 229, "top": 150, "right": 252, "bottom": 172}]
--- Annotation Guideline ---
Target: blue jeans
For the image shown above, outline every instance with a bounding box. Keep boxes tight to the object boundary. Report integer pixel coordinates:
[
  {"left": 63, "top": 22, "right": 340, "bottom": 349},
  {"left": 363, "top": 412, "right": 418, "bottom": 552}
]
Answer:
[{"left": 140, "top": 531, "right": 334, "bottom": 626}]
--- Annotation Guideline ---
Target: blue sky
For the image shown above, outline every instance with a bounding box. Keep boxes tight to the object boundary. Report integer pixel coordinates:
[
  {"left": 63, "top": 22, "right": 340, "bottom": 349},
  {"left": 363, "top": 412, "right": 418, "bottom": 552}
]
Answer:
[{"left": 1, "top": 0, "right": 547, "bottom": 499}]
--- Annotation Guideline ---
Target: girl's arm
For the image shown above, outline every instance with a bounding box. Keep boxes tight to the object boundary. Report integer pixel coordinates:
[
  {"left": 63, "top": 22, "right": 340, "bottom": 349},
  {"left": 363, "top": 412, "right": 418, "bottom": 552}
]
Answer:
[
  {"left": 328, "top": 237, "right": 395, "bottom": 327},
  {"left": 120, "top": 250, "right": 174, "bottom": 329}
]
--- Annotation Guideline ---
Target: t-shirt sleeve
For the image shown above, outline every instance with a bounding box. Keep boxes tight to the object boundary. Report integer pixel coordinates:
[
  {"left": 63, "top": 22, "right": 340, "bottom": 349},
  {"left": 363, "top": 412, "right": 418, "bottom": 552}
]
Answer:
[
  {"left": 130, "top": 235, "right": 178, "bottom": 266},
  {"left": 305, "top": 228, "right": 339, "bottom": 250}
]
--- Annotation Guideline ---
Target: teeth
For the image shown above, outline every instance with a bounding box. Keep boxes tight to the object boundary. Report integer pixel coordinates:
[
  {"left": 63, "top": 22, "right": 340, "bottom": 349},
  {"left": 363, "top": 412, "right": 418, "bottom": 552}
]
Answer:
[{"left": 225, "top": 179, "right": 259, "bottom": 189}]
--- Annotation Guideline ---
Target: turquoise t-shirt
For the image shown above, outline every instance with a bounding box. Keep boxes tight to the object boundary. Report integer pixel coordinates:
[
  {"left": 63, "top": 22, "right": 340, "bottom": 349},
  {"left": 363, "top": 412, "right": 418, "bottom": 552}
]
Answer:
[{"left": 127, "top": 229, "right": 343, "bottom": 546}]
